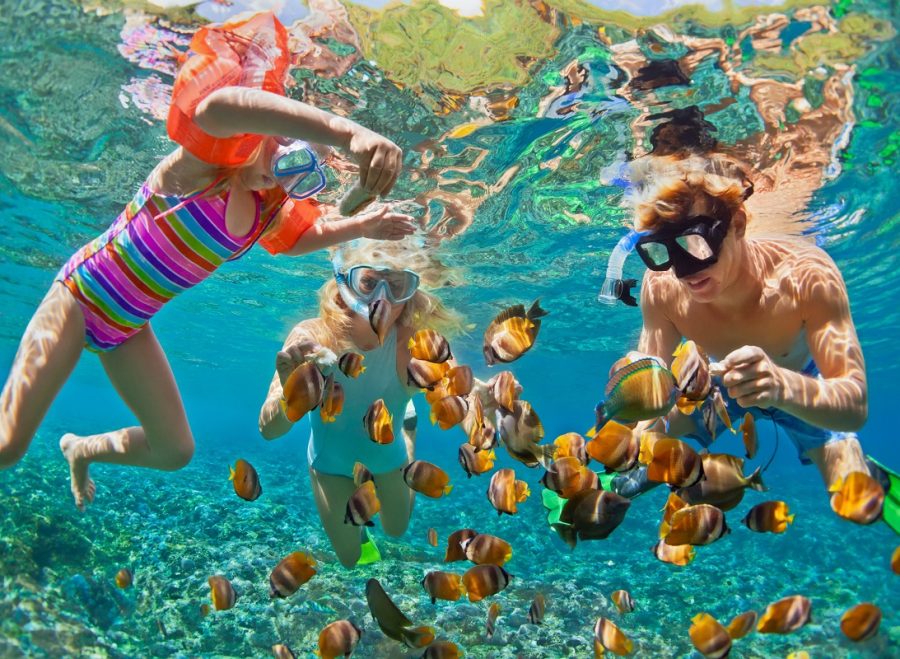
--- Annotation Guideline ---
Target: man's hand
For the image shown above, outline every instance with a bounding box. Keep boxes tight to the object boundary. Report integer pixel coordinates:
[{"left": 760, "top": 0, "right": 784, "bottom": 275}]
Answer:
[{"left": 719, "top": 345, "right": 787, "bottom": 410}]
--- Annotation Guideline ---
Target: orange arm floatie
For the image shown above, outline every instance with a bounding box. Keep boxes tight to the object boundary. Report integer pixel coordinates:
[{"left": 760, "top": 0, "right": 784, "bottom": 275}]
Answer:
[{"left": 258, "top": 198, "right": 321, "bottom": 255}]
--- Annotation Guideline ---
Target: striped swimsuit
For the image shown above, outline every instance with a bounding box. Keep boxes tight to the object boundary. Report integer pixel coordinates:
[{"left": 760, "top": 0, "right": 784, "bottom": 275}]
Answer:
[{"left": 57, "top": 181, "right": 271, "bottom": 352}]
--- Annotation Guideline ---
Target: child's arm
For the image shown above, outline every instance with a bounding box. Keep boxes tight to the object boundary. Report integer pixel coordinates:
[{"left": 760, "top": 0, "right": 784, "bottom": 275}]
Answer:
[
  {"left": 282, "top": 205, "right": 418, "bottom": 256},
  {"left": 195, "top": 88, "right": 402, "bottom": 196}
]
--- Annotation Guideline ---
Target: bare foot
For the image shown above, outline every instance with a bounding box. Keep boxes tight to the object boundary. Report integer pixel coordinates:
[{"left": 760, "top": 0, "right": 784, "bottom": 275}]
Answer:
[{"left": 60, "top": 433, "right": 95, "bottom": 511}]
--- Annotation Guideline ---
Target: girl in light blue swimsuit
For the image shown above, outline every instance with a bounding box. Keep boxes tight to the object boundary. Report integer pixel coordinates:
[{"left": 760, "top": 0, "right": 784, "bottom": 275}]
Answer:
[{"left": 258, "top": 239, "right": 461, "bottom": 568}]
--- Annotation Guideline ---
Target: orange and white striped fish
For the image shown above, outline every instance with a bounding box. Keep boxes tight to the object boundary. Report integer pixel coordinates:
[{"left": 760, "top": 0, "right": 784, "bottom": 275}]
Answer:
[
  {"left": 593, "top": 617, "right": 632, "bottom": 656},
  {"left": 282, "top": 361, "right": 324, "bottom": 422},
  {"left": 364, "top": 399, "right": 394, "bottom": 444},
  {"left": 840, "top": 602, "right": 881, "bottom": 642},
  {"left": 408, "top": 329, "right": 452, "bottom": 363},
  {"left": 757, "top": 595, "right": 811, "bottom": 634},
  {"left": 208, "top": 575, "right": 237, "bottom": 611},
  {"left": 689, "top": 612, "right": 731, "bottom": 659}
]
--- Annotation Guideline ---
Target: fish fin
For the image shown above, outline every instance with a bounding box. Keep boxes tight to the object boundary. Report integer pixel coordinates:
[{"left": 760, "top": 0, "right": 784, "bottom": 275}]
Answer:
[
  {"left": 550, "top": 522, "right": 577, "bottom": 549},
  {"left": 747, "top": 466, "right": 766, "bottom": 492},
  {"left": 491, "top": 304, "right": 527, "bottom": 325},
  {"left": 444, "top": 485, "right": 453, "bottom": 495},
  {"left": 658, "top": 520, "right": 671, "bottom": 539},
  {"left": 585, "top": 425, "right": 597, "bottom": 438},
  {"left": 228, "top": 465, "right": 235, "bottom": 481},
  {"left": 828, "top": 475, "right": 845, "bottom": 493},
  {"left": 786, "top": 513, "right": 795, "bottom": 525},
  {"left": 676, "top": 398, "right": 698, "bottom": 415},
  {"left": 527, "top": 298, "right": 549, "bottom": 320},
  {"left": 407, "top": 338, "right": 415, "bottom": 349},
  {"left": 638, "top": 436, "right": 653, "bottom": 465}
]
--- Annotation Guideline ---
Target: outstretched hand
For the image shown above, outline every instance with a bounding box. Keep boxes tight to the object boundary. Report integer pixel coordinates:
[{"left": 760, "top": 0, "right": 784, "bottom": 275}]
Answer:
[
  {"left": 275, "top": 339, "right": 337, "bottom": 386},
  {"left": 357, "top": 205, "right": 418, "bottom": 240},
  {"left": 347, "top": 127, "right": 403, "bottom": 197},
  {"left": 719, "top": 345, "right": 786, "bottom": 410}
]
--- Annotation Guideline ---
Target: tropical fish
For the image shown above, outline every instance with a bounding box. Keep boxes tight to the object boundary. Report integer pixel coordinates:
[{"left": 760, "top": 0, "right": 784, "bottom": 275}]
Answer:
[
  {"left": 272, "top": 643, "right": 295, "bottom": 658},
  {"left": 483, "top": 299, "right": 548, "bottom": 365},
  {"left": 408, "top": 329, "right": 452, "bottom": 363},
  {"left": 651, "top": 540, "right": 695, "bottom": 566},
  {"left": 427, "top": 528, "right": 438, "bottom": 547},
  {"left": 892, "top": 546, "right": 900, "bottom": 574},
  {"left": 540, "top": 456, "right": 599, "bottom": 499},
  {"left": 593, "top": 617, "right": 633, "bottom": 656},
  {"left": 829, "top": 471, "right": 884, "bottom": 525},
  {"left": 458, "top": 444, "right": 496, "bottom": 477},
  {"left": 552, "top": 489, "right": 631, "bottom": 548},
  {"left": 365, "top": 578, "right": 436, "bottom": 648},
  {"left": 229, "top": 459, "right": 262, "bottom": 501},
  {"left": 444, "top": 365, "right": 473, "bottom": 397},
  {"left": 488, "top": 468, "right": 530, "bottom": 515},
  {"left": 269, "top": 552, "right": 317, "bottom": 598},
  {"left": 671, "top": 341, "right": 712, "bottom": 413},
  {"left": 421, "top": 571, "right": 467, "bottom": 603},
  {"left": 444, "top": 529, "right": 478, "bottom": 562},
  {"left": 319, "top": 374, "right": 344, "bottom": 423},
  {"left": 677, "top": 453, "right": 765, "bottom": 511},
  {"left": 659, "top": 492, "right": 689, "bottom": 538},
  {"left": 422, "top": 641, "right": 462, "bottom": 659},
  {"left": 553, "top": 433, "right": 588, "bottom": 465},
  {"left": 486, "top": 602, "right": 501, "bottom": 638},
  {"left": 497, "top": 401, "right": 553, "bottom": 468},
  {"left": 282, "top": 361, "right": 325, "bottom": 422},
  {"left": 345, "top": 480, "right": 381, "bottom": 527},
  {"left": 491, "top": 370, "right": 519, "bottom": 412},
  {"left": 663, "top": 504, "right": 729, "bottom": 546},
  {"left": 461, "top": 533, "right": 513, "bottom": 566},
  {"left": 364, "top": 399, "right": 394, "bottom": 445},
  {"left": 403, "top": 460, "right": 453, "bottom": 498},
  {"left": 740, "top": 412, "right": 757, "bottom": 459},
  {"left": 316, "top": 620, "right": 362, "bottom": 659},
  {"left": 463, "top": 394, "right": 492, "bottom": 452},
  {"left": 115, "top": 568, "right": 133, "bottom": 589},
  {"left": 528, "top": 593, "right": 546, "bottom": 624},
  {"left": 756, "top": 595, "right": 811, "bottom": 634},
  {"left": 353, "top": 462, "right": 374, "bottom": 487},
  {"left": 611, "top": 590, "right": 635, "bottom": 614},
  {"left": 368, "top": 298, "right": 392, "bottom": 345},
  {"left": 741, "top": 501, "right": 794, "bottom": 533},
  {"left": 462, "top": 564, "right": 512, "bottom": 602},
  {"left": 840, "top": 602, "right": 881, "bottom": 642},
  {"left": 639, "top": 436, "right": 704, "bottom": 489},
  {"left": 595, "top": 358, "right": 678, "bottom": 428},
  {"left": 408, "top": 358, "right": 451, "bottom": 390},
  {"left": 726, "top": 611, "right": 758, "bottom": 639},
  {"left": 338, "top": 352, "right": 366, "bottom": 378},
  {"left": 430, "top": 395, "right": 468, "bottom": 430},
  {"left": 702, "top": 387, "right": 733, "bottom": 441},
  {"left": 208, "top": 576, "right": 237, "bottom": 611},
  {"left": 689, "top": 613, "right": 731, "bottom": 659},
  {"left": 585, "top": 421, "right": 640, "bottom": 472}
]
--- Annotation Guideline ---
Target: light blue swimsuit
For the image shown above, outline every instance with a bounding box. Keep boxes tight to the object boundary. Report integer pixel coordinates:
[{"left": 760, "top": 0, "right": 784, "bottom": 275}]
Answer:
[{"left": 307, "top": 329, "right": 414, "bottom": 477}]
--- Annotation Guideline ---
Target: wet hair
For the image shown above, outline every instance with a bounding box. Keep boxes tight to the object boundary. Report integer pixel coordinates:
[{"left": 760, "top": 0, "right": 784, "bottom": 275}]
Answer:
[
  {"left": 306, "top": 237, "right": 464, "bottom": 352},
  {"left": 648, "top": 106, "right": 718, "bottom": 156},
  {"left": 627, "top": 153, "right": 754, "bottom": 232}
]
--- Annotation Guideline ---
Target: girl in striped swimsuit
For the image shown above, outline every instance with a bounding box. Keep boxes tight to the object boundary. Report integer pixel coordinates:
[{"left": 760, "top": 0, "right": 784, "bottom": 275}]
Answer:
[{"left": 0, "top": 84, "right": 416, "bottom": 510}]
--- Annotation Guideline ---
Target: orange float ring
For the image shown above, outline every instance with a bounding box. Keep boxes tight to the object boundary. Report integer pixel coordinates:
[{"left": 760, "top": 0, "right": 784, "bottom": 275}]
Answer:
[{"left": 167, "top": 11, "right": 290, "bottom": 167}]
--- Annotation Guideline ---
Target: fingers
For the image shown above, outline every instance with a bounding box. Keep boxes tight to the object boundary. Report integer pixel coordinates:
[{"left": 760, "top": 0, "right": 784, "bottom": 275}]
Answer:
[
  {"left": 364, "top": 147, "right": 385, "bottom": 193},
  {"left": 383, "top": 148, "right": 403, "bottom": 195},
  {"left": 357, "top": 149, "right": 372, "bottom": 192},
  {"left": 720, "top": 345, "right": 765, "bottom": 371},
  {"left": 726, "top": 379, "right": 767, "bottom": 402}
]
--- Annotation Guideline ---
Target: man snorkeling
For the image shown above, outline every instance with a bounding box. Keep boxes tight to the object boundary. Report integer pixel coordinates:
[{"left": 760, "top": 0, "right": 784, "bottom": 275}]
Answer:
[{"left": 597, "top": 153, "right": 898, "bottom": 532}]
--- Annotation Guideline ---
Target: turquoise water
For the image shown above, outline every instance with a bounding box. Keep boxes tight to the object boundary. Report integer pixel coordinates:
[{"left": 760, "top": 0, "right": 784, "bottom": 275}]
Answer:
[{"left": 1, "top": 0, "right": 899, "bottom": 657}]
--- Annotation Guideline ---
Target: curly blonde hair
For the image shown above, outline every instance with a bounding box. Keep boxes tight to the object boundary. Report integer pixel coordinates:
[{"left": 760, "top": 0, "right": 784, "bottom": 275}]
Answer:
[
  {"left": 628, "top": 154, "right": 754, "bottom": 232},
  {"left": 304, "top": 238, "right": 465, "bottom": 353}
]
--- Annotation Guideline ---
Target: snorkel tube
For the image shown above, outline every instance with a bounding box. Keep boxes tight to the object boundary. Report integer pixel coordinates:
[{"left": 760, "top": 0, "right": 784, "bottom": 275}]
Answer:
[
  {"left": 332, "top": 245, "right": 369, "bottom": 317},
  {"left": 597, "top": 229, "right": 647, "bottom": 307}
]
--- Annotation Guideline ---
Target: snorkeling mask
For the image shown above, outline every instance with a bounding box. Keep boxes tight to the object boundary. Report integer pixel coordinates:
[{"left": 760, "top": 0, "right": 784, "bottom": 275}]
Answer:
[
  {"left": 635, "top": 213, "right": 730, "bottom": 279},
  {"left": 272, "top": 139, "right": 327, "bottom": 200},
  {"left": 333, "top": 248, "right": 420, "bottom": 316}
]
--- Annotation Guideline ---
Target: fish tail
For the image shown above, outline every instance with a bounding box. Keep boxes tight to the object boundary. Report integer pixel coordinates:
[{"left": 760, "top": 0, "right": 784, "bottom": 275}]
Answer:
[
  {"left": 444, "top": 484, "right": 454, "bottom": 496},
  {"left": 429, "top": 409, "right": 438, "bottom": 425},
  {"left": 550, "top": 522, "right": 577, "bottom": 549},
  {"left": 527, "top": 298, "right": 549, "bottom": 320},
  {"left": 786, "top": 513, "right": 795, "bottom": 525},
  {"left": 638, "top": 436, "right": 653, "bottom": 465},
  {"left": 658, "top": 520, "right": 671, "bottom": 539},
  {"left": 747, "top": 466, "right": 767, "bottom": 492},
  {"left": 228, "top": 465, "right": 235, "bottom": 481},
  {"left": 828, "top": 475, "right": 845, "bottom": 493}
]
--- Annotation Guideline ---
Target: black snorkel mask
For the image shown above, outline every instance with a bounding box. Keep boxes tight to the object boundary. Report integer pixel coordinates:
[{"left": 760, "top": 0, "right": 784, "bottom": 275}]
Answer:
[{"left": 634, "top": 213, "right": 731, "bottom": 279}]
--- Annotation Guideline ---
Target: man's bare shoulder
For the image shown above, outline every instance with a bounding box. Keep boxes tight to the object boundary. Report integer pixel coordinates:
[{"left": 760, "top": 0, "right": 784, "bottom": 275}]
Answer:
[
  {"left": 751, "top": 236, "right": 846, "bottom": 306},
  {"left": 642, "top": 268, "right": 684, "bottom": 311}
]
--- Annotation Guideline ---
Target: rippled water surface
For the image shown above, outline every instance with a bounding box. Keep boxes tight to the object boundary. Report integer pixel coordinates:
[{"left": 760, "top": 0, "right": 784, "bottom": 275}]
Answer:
[{"left": 1, "top": 0, "right": 898, "bottom": 657}]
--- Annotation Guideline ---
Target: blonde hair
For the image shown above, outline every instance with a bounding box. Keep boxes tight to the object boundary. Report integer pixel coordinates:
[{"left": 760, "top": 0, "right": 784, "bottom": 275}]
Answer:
[
  {"left": 305, "top": 238, "right": 465, "bottom": 353},
  {"left": 628, "top": 154, "right": 754, "bottom": 232}
]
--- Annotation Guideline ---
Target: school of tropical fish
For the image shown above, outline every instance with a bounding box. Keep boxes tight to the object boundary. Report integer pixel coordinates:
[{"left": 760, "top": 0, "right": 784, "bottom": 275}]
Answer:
[{"left": 122, "top": 303, "right": 893, "bottom": 657}]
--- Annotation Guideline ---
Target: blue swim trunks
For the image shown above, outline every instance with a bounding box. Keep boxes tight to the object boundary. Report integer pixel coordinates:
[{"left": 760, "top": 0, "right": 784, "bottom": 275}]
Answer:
[{"left": 683, "top": 361, "right": 857, "bottom": 465}]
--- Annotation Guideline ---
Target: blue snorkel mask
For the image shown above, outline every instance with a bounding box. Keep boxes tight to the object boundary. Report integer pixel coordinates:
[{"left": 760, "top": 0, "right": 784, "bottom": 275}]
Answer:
[
  {"left": 272, "top": 139, "right": 327, "bottom": 200},
  {"left": 598, "top": 229, "right": 647, "bottom": 307},
  {"left": 332, "top": 245, "right": 421, "bottom": 317}
]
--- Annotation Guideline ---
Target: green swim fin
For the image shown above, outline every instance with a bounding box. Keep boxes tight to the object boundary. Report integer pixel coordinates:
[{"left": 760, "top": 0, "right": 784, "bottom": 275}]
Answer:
[
  {"left": 357, "top": 529, "right": 382, "bottom": 566},
  {"left": 542, "top": 488, "right": 566, "bottom": 527},
  {"left": 598, "top": 471, "right": 616, "bottom": 491},
  {"left": 866, "top": 455, "right": 900, "bottom": 536}
]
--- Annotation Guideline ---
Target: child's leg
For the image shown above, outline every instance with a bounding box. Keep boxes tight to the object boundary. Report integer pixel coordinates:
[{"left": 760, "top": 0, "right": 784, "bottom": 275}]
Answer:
[
  {"left": 373, "top": 467, "right": 414, "bottom": 538},
  {"left": 0, "top": 283, "right": 85, "bottom": 468},
  {"left": 807, "top": 435, "right": 867, "bottom": 490},
  {"left": 309, "top": 467, "right": 363, "bottom": 568},
  {"left": 59, "top": 323, "right": 194, "bottom": 510}
]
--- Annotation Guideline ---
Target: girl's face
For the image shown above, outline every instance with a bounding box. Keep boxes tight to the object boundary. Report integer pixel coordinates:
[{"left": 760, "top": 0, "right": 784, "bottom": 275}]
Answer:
[{"left": 238, "top": 138, "right": 279, "bottom": 191}]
